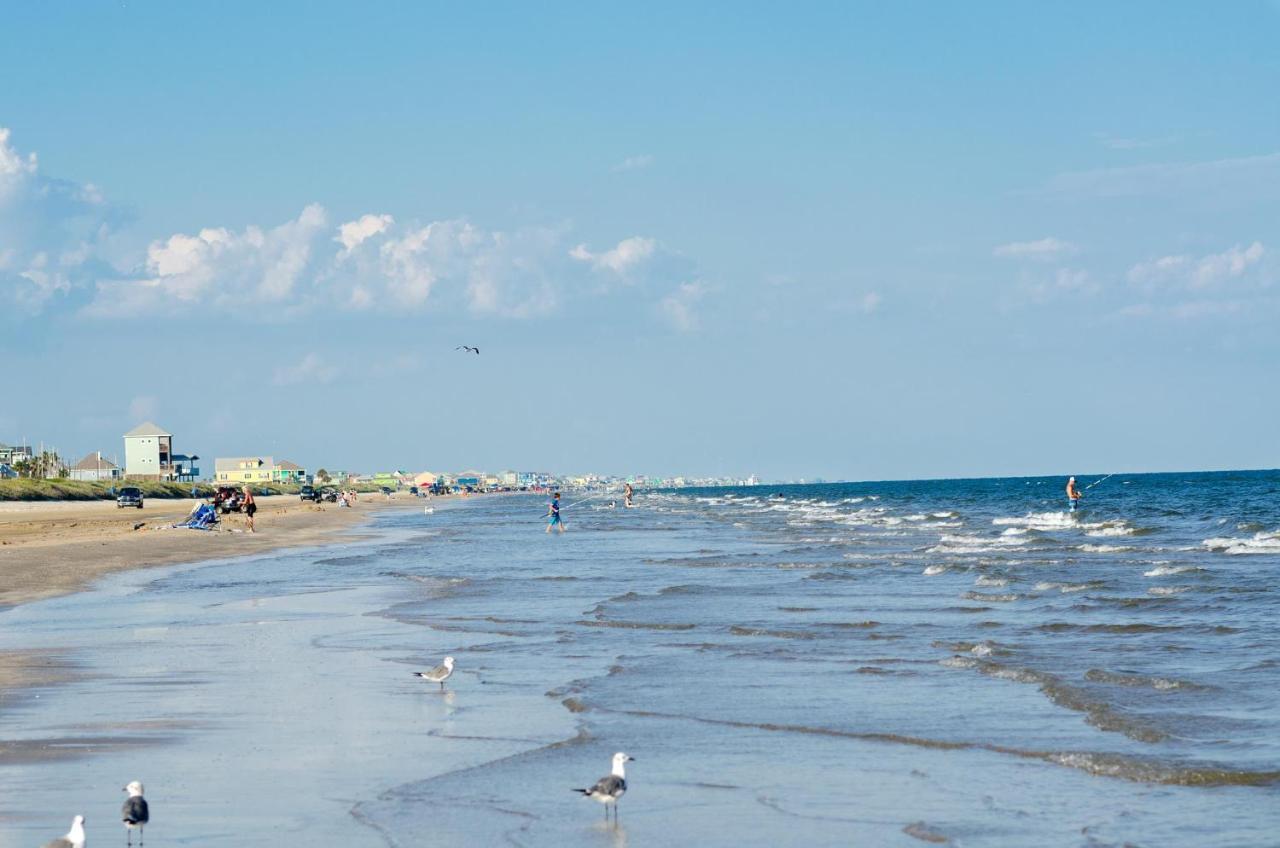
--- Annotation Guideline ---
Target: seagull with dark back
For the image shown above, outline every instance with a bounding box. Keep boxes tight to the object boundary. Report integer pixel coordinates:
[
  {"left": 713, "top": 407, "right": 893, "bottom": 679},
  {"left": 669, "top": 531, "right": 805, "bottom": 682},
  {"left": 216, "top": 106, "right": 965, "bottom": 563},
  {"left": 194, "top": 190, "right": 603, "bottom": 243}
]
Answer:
[
  {"left": 122, "top": 780, "right": 149, "bottom": 846},
  {"left": 455, "top": 345, "right": 480, "bottom": 354},
  {"left": 573, "top": 752, "right": 635, "bottom": 823}
]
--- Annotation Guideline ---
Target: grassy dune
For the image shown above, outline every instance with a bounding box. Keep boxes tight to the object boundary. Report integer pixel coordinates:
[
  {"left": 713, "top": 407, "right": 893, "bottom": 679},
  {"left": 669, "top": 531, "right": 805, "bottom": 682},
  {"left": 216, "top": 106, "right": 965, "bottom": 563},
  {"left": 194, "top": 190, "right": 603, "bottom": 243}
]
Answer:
[
  {"left": 0, "top": 479, "right": 395, "bottom": 501},
  {"left": 0, "top": 479, "right": 303, "bottom": 501}
]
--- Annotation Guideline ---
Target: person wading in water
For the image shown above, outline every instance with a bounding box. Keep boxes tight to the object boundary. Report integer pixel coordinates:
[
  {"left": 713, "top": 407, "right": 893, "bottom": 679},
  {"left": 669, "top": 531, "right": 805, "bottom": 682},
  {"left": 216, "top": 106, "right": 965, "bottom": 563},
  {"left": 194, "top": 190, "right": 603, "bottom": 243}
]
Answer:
[
  {"left": 1066, "top": 477, "right": 1082, "bottom": 513},
  {"left": 546, "top": 491, "right": 565, "bottom": 534}
]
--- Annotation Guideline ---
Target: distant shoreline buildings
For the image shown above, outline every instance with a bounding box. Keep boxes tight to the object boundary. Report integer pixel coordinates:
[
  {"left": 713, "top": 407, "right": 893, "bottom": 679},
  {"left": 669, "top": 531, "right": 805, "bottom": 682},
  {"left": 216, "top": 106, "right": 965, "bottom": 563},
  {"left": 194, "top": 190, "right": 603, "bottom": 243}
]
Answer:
[{"left": 3, "top": 422, "right": 772, "bottom": 490}]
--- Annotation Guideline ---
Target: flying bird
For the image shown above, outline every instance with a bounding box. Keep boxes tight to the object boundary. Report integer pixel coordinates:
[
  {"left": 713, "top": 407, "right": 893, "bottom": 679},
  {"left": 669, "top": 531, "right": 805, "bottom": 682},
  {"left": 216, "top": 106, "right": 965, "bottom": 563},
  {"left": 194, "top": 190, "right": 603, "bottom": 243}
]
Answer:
[
  {"left": 413, "top": 655, "right": 455, "bottom": 690},
  {"left": 41, "top": 815, "right": 86, "bottom": 848},
  {"left": 573, "top": 752, "right": 635, "bottom": 823},
  {"left": 455, "top": 345, "right": 480, "bottom": 354},
  {"left": 122, "top": 780, "right": 149, "bottom": 846}
]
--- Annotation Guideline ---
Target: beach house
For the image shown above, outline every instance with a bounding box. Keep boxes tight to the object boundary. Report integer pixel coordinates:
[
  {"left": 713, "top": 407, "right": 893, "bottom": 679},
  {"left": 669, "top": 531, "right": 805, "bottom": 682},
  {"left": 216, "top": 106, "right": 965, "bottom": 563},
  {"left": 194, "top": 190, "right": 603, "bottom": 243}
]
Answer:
[
  {"left": 213, "top": 456, "right": 308, "bottom": 485},
  {"left": 69, "top": 451, "right": 122, "bottom": 482},
  {"left": 0, "top": 443, "right": 34, "bottom": 466},
  {"left": 454, "top": 471, "right": 484, "bottom": 489},
  {"left": 123, "top": 422, "right": 177, "bottom": 480},
  {"left": 372, "top": 470, "right": 407, "bottom": 489}
]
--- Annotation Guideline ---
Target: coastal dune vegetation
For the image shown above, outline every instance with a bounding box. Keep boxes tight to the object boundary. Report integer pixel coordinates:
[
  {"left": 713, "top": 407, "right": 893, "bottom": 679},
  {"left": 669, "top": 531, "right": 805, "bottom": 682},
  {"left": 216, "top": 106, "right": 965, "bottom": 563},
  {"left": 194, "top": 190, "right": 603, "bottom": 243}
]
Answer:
[{"left": 0, "top": 479, "right": 385, "bottom": 501}]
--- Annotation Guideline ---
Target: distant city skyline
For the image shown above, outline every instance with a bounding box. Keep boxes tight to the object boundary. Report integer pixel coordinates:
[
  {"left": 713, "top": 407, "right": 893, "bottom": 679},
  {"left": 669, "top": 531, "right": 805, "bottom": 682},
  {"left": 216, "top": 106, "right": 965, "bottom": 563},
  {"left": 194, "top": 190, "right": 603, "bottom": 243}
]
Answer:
[{"left": 2, "top": 2, "right": 1277, "bottom": 480}]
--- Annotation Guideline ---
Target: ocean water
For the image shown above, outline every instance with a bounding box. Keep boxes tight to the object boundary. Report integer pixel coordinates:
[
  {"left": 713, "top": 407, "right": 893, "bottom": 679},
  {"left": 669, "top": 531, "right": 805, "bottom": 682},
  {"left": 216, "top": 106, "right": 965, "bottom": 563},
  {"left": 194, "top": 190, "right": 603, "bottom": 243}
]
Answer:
[{"left": 1, "top": 471, "right": 1278, "bottom": 846}]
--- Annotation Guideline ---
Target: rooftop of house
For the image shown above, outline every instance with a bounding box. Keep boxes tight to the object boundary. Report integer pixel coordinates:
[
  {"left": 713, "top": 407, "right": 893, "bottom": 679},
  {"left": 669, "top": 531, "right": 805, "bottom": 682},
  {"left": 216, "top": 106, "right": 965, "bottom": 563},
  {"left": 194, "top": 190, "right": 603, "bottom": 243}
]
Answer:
[
  {"left": 71, "top": 452, "right": 119, "bottom": 471},
  {"left": 124, "top": 421, "right": 172, "bottom": 438}
]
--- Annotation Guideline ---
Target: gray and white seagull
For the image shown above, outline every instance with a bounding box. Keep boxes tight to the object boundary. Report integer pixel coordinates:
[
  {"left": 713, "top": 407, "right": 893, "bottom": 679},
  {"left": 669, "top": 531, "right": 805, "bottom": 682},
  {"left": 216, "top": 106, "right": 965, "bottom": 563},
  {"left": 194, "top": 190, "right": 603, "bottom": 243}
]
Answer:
[
  {"left": 122, "top": 780, "right": 150, "bottom": 846},
  {"left": 41, "top": 815, "right": 85, "bottom": 848},
  {"left": 573, "top": 752, "right": 635, "bottom": 823},
  {"left": 455, "top": 345, "right": 480, "bottom": 354},
  {"left": 413, "top": 655, "right": 455, "bottom": 690}
]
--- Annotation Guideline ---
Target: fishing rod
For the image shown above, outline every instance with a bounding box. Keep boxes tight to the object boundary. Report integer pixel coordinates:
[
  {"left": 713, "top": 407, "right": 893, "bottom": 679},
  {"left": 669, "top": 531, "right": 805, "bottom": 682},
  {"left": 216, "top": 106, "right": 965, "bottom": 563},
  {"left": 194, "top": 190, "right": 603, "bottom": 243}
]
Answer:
[
  {"left": 564, "top": 492, "right": 609, "bottom": 509},
  {"left": 1084, "top": 473, "right": 1113, "bottom": 491},
  {"left": 535, "top": 492, "right": 608, "bottom": 517}
]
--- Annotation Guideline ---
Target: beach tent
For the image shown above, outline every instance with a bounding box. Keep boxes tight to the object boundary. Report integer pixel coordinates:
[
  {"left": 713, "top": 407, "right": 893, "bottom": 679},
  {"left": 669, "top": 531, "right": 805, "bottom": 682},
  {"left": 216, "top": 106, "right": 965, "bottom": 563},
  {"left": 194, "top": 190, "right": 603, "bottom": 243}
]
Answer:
[{"left": 176, "top": 503, "right": 218, "bottom": 530}]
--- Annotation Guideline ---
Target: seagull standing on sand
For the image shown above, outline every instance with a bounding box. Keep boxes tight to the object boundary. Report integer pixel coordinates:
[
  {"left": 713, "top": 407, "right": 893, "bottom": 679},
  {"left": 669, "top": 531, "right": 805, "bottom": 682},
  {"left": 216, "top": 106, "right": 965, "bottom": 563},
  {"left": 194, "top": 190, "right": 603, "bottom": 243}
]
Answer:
[
  {"left": 413, "top": 656, "right": 455, "bottom": 690},
  {"left": 455, "top": 345, "right": 480, "bottom": 354},
  {"left": 573, "top": 752, "right": 635, "bottom": 823},
  {"left": 42, "top": 815, "right": 85, "bottom": 848},
  {"left": 122, "top": 780, "right": 149, "bottom": 846}
]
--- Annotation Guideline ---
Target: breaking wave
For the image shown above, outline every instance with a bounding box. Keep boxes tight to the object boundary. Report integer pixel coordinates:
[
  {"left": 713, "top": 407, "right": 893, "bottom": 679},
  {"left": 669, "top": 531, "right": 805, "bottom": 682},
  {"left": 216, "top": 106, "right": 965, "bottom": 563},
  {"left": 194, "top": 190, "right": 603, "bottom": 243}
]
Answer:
[{"left": 1202, "top": 530, "right": 1280, "bottom": 555}]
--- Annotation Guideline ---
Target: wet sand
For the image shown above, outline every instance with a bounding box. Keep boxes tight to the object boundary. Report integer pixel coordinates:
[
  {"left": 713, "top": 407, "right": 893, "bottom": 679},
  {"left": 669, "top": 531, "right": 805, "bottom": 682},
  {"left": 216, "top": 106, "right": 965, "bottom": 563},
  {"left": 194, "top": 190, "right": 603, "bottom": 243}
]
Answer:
[
  {"left": 0, "top": 502, "right": 546, "bottom": 846},
  {"left": 0, "top": 494, "right": 428, "bottom": 723}
]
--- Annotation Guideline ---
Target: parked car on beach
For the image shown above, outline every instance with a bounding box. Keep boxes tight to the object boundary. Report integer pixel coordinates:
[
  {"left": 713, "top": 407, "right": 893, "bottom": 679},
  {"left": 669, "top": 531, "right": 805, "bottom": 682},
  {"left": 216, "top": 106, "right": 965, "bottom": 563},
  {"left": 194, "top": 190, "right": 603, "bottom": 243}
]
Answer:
[
  {"left": 116, "top": 486, "right": 144, "bottom": 509},
  {"left": 300, "top": 485, "right": 320, "bottom": 502}
]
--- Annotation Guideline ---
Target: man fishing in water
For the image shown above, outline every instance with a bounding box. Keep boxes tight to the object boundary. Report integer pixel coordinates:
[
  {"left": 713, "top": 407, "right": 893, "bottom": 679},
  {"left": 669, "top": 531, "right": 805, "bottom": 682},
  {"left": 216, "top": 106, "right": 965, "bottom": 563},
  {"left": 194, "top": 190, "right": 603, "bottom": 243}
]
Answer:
[{"left": 1066, "top": 476, "right": 1082, "bottom": 512}]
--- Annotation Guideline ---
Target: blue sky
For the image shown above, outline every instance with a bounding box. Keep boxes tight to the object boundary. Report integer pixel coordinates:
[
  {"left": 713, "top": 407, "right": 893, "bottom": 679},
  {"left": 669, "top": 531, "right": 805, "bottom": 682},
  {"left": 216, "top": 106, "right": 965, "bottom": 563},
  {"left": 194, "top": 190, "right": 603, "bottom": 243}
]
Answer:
[{"left": 2, "top": 1, "right": 1277, "bottom": 480}]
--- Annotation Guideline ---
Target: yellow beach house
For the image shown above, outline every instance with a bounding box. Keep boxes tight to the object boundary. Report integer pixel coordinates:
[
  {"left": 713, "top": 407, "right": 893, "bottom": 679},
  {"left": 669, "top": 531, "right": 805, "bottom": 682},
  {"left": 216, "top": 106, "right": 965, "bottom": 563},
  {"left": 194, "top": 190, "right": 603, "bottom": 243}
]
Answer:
[{"left": 214, "top": 456, "right": 308, "bottom": 485}]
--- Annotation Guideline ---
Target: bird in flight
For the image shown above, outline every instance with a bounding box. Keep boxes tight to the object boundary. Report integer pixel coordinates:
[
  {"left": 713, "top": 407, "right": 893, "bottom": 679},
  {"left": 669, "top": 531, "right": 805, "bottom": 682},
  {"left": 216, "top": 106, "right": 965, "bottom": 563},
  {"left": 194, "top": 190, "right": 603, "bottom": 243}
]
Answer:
[{"left": 456, "top": 345, "right": 480, "bottom": 354}]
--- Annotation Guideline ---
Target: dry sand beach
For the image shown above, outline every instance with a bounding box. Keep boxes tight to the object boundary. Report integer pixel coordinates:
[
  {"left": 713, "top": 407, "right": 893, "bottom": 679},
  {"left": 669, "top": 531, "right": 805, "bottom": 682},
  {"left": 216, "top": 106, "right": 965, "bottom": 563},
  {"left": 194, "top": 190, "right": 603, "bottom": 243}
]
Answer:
[{"left": 0, "top": 495, "right": 381, "bottom": 608}]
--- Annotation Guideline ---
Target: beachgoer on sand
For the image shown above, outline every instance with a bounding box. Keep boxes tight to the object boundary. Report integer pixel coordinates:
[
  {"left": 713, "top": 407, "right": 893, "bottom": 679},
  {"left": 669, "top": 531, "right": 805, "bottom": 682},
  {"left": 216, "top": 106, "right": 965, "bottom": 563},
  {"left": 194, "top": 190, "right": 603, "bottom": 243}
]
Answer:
[
  {"left": 546, "top": 492, "right": 565, "bottom": 534},
  {"left": 242, "top": 486, "right": 257, "bottom": 532}
]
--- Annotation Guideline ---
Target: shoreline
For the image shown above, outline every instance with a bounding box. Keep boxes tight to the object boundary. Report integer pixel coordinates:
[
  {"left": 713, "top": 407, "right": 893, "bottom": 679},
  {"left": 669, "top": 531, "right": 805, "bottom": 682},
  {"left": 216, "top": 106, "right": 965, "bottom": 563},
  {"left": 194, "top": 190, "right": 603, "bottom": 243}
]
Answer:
[
  {"left": 0, "top": 493, "right": 566, "bottom": 845},
  {"left": 0, "top": 493, "right": 427, "bottom": 609},
  {"left": 0, "top": 493, "right": 449, "bottom": 715}
]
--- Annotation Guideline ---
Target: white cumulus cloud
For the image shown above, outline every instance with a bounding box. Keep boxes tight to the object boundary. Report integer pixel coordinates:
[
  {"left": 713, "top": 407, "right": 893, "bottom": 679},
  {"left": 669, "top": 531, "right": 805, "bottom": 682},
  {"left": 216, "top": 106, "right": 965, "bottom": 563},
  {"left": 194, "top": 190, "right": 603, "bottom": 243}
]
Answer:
[
  {"left": 370, "top": 219, "right": 475, "bottom": 307},
  {"left": 0, "top": 126, "right": 113, "bottom": 312},
  {"left": 91, "top": 204, "right": 329, "bottom": 315},
  {"left": 0, "top": 127, "right": 38, "bottom": 184},
  {"left": 3, "top": 128, "right": 682, "bottom": 327},
  {"left": 336, "top": 213, "right": 394, "bottom": 256},
  {"left": 570, "top": 236, "right": 657, "bottom": 273}
]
